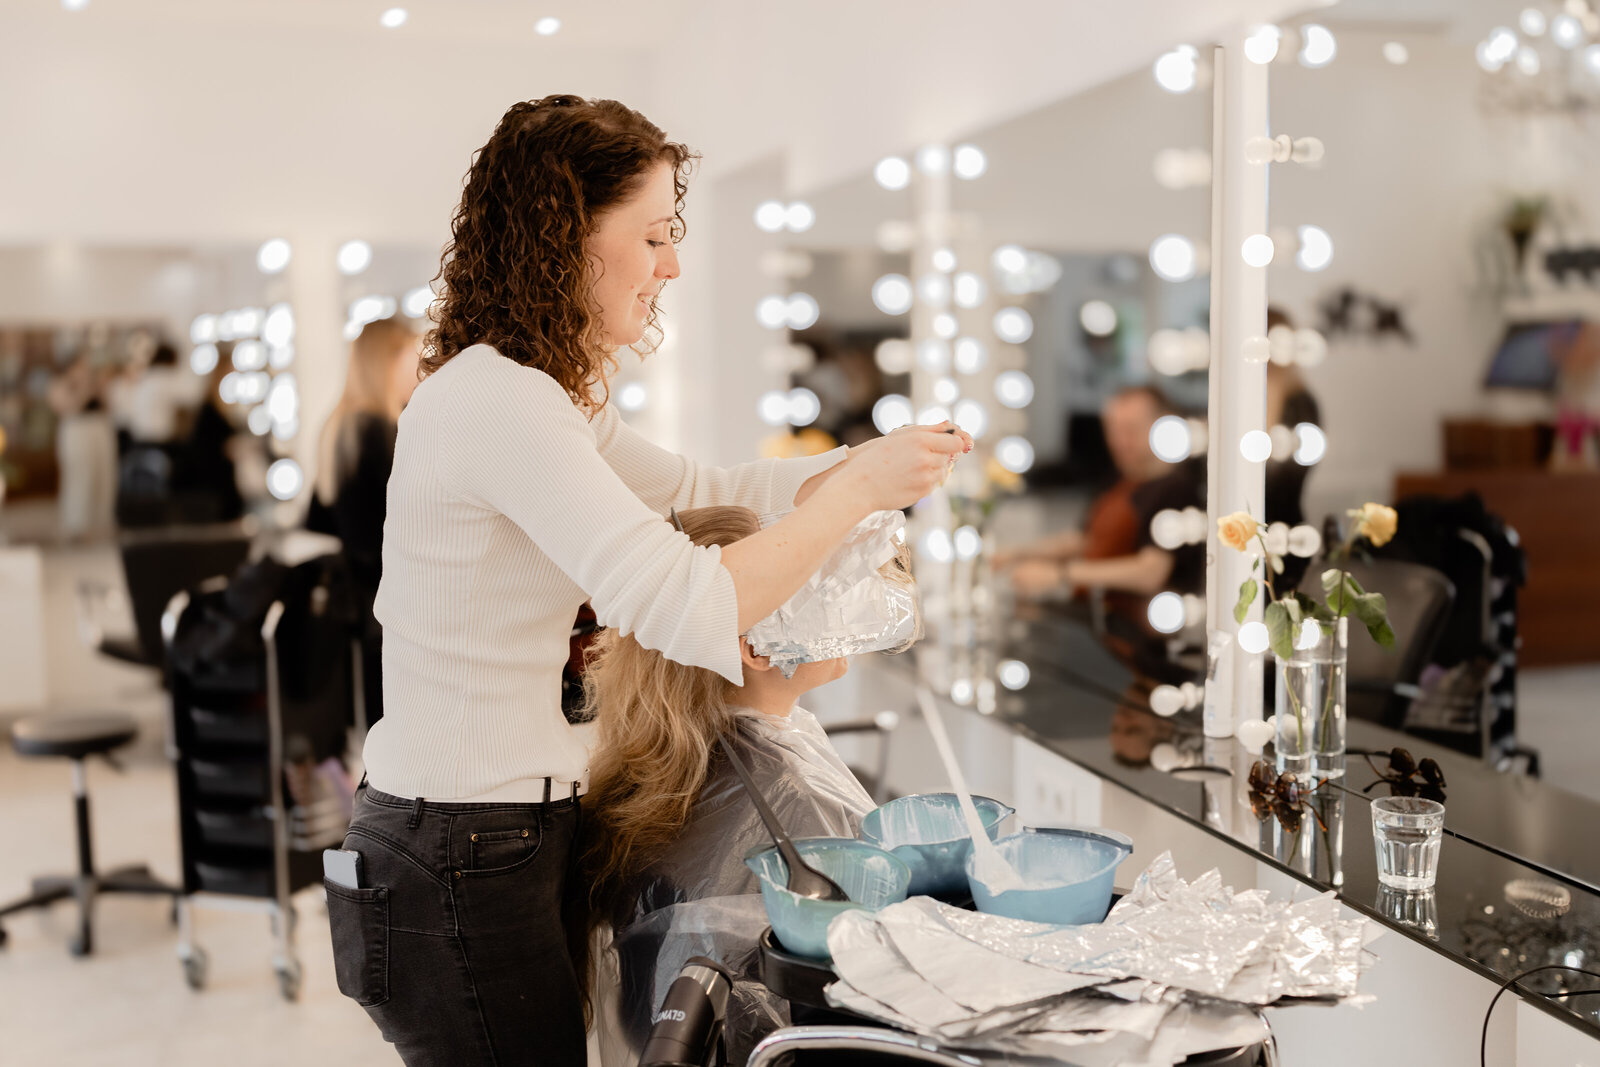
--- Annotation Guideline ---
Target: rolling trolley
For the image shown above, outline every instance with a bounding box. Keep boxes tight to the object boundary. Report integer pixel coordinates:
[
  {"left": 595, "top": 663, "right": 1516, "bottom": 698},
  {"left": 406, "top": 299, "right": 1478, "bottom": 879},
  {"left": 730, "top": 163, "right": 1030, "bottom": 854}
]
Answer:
[{"left": 163, "top": 556, "right": 362, "bottom": 1001}]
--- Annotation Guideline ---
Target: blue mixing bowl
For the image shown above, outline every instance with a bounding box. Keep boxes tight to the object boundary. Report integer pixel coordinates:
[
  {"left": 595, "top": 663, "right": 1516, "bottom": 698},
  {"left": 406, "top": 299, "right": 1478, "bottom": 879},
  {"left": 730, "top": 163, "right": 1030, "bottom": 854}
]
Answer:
[
  {"left": 858, "top": 793, "right": 1015, "bottom": 897},
  {"left": 744, "top": 837, "right": 911, "bottom": 960},
  {"left": 965, "top": 827, "right": 1133, "bottom": 926}
]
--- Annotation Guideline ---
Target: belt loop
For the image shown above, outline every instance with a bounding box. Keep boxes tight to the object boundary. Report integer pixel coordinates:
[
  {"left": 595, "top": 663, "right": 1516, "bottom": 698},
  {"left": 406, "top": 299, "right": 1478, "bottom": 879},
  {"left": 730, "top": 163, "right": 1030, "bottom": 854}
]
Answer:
[
  {"left": 543, "top": 776, "right": 552, "bottom": 806},
  {"left": 407, "top": 795, "right": 425, "bottom": 830},
  {"left": 570, "top": 781, "right": 578, "bottom": 803}
]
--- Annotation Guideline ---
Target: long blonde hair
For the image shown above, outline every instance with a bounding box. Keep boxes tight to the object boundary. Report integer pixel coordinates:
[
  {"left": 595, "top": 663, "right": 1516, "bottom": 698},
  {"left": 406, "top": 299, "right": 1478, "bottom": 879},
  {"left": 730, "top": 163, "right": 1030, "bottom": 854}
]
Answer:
[
  {"left": 571, "top": 506, "right": 919, "bottom": 1018},
  {"left": 315, "top": 317, "right": 417, "bottom": 501}
]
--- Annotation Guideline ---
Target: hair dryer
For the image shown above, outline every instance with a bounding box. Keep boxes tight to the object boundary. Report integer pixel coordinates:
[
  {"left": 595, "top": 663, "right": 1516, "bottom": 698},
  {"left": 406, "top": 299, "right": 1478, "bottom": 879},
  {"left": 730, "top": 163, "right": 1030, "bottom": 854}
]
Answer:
[{"left": 638, "top": 955, "right": 732, "bottom": 1067}]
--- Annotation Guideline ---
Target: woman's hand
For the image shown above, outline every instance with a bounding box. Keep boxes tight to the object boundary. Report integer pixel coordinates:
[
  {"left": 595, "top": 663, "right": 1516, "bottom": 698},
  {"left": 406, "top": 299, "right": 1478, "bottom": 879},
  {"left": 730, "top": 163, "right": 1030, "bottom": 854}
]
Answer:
[{"left": 834, "top": 422, "right": 973, "bottom": 512}]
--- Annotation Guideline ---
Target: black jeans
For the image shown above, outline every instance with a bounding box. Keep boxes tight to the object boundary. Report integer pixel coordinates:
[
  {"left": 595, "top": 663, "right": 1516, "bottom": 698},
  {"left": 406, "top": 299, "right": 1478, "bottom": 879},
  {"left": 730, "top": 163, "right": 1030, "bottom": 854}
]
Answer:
[{"left": 326, "top": 783, "right": 585, "bottom": 1066}]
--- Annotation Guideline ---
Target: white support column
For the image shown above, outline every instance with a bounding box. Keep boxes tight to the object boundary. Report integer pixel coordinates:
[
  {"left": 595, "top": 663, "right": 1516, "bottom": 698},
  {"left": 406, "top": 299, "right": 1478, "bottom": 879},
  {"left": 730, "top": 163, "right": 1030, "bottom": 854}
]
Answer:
[
  {"left": 1205, "top": 39, "right": 1270, "bottom": 737},
  {"left": 287, "top": 234, "right": 347, "bottom": 515}
]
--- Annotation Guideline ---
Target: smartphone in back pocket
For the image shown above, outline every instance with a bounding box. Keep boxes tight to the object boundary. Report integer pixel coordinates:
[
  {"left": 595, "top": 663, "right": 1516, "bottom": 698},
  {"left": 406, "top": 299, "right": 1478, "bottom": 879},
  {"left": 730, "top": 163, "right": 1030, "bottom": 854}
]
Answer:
[{"left": 323, "top": 848, "right": 362, "bottom": 889}]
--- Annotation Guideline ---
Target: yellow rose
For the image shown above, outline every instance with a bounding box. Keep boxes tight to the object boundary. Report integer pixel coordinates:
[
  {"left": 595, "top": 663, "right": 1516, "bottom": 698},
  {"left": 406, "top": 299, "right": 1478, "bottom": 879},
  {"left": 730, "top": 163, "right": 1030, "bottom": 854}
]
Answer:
[
  {"left": 1357, "top": 503, "right": 1398, "bottom": 547},
  {"left": 1217, "top": 511, "right": 1259, "bottom": 551}
]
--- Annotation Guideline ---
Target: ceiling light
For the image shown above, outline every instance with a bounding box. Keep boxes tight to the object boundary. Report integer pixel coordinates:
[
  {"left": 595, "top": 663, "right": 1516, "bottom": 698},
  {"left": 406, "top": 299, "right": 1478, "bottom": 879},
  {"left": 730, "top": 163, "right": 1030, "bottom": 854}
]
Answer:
[
  {"left": 1153, "top": 47, "right": 1199, "bottom": 93},
  {"left": 337, "top": 239, "right": 373, "bottom": 275},
  {"left": 784, "top": 201, "right": 815, "bottom": 232},
  {"left": 754, "top": 200, "right": 787, "bottom": 233},
  {"left": 952, "top": 144, "right": 987, "bottom": 180},
  {"left": 535, "top": 16, "right": 561, "bottom": 35},
  {"left": 1383, "top": 41, "right": 1409, "bottom": 64},
  {"left": 380, "top": 8, "right": 407, "bottom": 29},
  {"left": 874, "top": 156, "right": 911, "bottom": 190},
  {"left": 256, "top": 238, "right": 291, "bottom": 275},
  {"left": 1299, "top": 24, "right": 1337, "bottom": 67}
]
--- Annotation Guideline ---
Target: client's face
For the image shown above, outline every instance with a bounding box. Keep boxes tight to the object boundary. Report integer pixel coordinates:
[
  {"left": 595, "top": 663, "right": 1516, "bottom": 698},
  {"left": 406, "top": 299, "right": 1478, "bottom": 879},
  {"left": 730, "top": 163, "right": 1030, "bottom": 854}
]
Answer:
[{"left": 791, "top": 657, "right": 848, "bottom": 689}]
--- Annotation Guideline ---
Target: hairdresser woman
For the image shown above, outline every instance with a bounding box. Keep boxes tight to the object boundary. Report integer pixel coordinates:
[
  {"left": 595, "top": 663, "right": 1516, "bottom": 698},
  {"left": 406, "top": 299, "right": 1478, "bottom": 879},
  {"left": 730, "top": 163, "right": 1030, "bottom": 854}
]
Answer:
[{"left": 325, "top": 95, "right": 970, "bottom": 1066}]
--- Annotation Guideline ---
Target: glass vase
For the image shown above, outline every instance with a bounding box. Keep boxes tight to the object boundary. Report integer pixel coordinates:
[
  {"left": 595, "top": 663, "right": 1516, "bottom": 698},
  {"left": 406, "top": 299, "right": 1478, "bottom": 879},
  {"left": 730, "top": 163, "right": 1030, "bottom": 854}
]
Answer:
[{"left": 1273, "top": 615, "right": 1348, "bottom": 781}]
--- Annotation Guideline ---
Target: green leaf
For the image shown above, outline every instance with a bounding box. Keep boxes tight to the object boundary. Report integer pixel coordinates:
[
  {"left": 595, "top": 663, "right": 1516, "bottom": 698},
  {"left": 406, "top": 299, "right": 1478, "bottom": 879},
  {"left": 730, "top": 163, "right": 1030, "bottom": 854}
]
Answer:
[
  {"left": 1293, "top": 592, "right": 1336, "bottom": 623},
  {"left": 1349, "top": 591, "right": 1397, "bottom": 649},
  {"left": 1283, "top": 595, "right": 1303, "bottom": 628},
  {"left": 1264, "top": 601, "right": 1294, "bottom": 661},
  {"left": 1269, "top": 554, "right": 1285, "bottom": 575},
  {"left": 1234, "top": 578, "right": 1258, "bottom": 625}
]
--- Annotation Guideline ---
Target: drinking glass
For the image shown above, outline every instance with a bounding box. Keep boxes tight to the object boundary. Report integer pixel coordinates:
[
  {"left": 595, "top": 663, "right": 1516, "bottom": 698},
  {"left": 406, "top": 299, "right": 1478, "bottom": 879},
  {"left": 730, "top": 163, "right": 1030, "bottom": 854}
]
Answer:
[{"left": 1371, "top": 796, "right": 1444, "bottom": 891}]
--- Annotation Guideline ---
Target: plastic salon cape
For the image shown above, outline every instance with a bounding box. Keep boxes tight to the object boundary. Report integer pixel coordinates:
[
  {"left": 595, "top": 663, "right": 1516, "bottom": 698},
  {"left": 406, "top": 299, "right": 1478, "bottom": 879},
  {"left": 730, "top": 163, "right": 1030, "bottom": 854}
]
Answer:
[{"left": 595, "top": 706, "right": 874, "bottom": 1067}]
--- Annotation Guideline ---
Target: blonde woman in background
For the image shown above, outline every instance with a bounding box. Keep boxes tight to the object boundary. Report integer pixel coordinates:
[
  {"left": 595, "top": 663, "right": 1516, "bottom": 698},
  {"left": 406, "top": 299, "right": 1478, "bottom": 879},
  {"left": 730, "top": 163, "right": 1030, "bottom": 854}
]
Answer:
[{"left": 310, "top": 316, "right": 421, "bottom": 722}]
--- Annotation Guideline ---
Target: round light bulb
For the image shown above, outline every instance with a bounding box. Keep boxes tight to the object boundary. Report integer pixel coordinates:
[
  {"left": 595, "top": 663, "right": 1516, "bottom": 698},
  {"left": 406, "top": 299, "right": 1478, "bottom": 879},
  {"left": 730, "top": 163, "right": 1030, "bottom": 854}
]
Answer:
[
  {"left": 1516, "top": 45, "right": 1542, "bottom": 75},
  {"left": 993, "top": 307, "right": 1033, "bottom": 344},
  {"left": 917, "top": 273, "right": 951, "bottom": 308},
  {"left": 1299, "top": 24, "right": 1337, "bottom": 67},
  {"left": 1296, "top": 225, "right": 1334, "bottom": 272},
  {"left": 754, "top": 200, "right": 787, "bottom": 233},
  {"left": 189, "top": 344, "right": 219, "bottom": 376},
  {"left": 931, "top": 248, "right": 957, "bottom": 273},
  {"left": 932, "top": 377, "right": 960, "bottom": 405},
  {"left": 256, "top": 238, "right": 291, "bottom": 275},
  {"left": 952, "top": 144, "right": 987, "bottom": 180},
  {"left": 1521, "top": 8, "right": 1547, "bottom": 36},
  {"left": 915, "top": 144, "right": 950, "bottom": 175},
  {"left": 952, "top": 271, "right": 987, "bottom": 309},
  {"left": 1237, "top": 621, "right": 1270, "bottom": 654},
  {"left": 992, "top": 244, "right": 1027, "bottom": 274},
  {"left": 953, "top": 399, "right": 988, "bottom": 439},
  {"left": 998, "top": 659, "right": 1031, "bottom": 691},
  {"left": 785, "top": 292, "right": 820, "bottom": 330},
  {"left": 1586, "top": 43, "right": 1600, "bottom": 73},
  {"left": 1296, "top": 620, "right": 1322, "bottom": 651},
  {"left": 874, "top": 339, "right": 914, "bottom": 375},
  {"left": 922, "top": 528, "right": 954, "bottom": 563},
  {"left": 266, "top": 458, "right": 304, "bottom": 501},
  {"left": 403, "top": 285, "right": 435, "bottom": 318},
  {"left": 953, "top": 525, "right": 983, "bottom": 561},
  {"left": 1079, "top": 299, "right": 1117, "bottom": 337},
  {"left": 1241, "top": 234, "right": 1275, "bottom": 267},
  {"left": 1149, "top": 234, "right": 1197, "bottom": 282},
  {"left": 1244, "top": 24, "right": 1281, "bottom": 64},
  {"left": 953, "top": 337, "right": 989, "bottom": 375},
  {"left": 379, "top": 8, "right": 407, "bottom": 29},
  {"left": 1150, "top": 685, "right": 1185, "bottom": 716},
  {"left": 336, "top": 239, "right": 372, "bottom": 276},
  {"left": 1552, "top": 14, "right": 1582, "bottom": 49},
  {"left": 261, "top": 304, "right": 294, "bottom": 348},
  {"left": 1288, "top": 524, "right": 1323, "bottom": 558},
  {"left": 1294, "top": 422, "right": 1327, "bottom": 466},
  {"left": 932, "top": 312, "right": 958, "bottom": 339},
  {"left": 874, "top": 156, "right": 911, "bottom": 190},
  {"left": 784, "top": 201, "right": 815, "bottom": 233},
  {"left": 872, "top": 394, "right": 914, "bottom": 434},
  {"left": 755, "top": 295, "right": 789, "bottom": 329},
  {"left": 1149, "top": 415, "right": 1193, "bottom": 463},
  {"left": 917, "top": 404, "right": 952, "bottom": 426},
  {"left": 994, "top": 370, "right": 1034, "bottom": 409},
  {"left": 534, "top": 15, "right": 561, "bottom": 35},
  {"left": 1240, "top": 429, "right": 1273, "bottom": 462},
  {"left": 1383, "top": 41, "right": 1410, "bottom": 64},
  {"left": 190, "top": 314, "right": 218, "bottom": 345},
  {"left": 995, "top": 435, "right": 1034, "bottom": 474},
  {"left": 1150, "top": 510, "right": 1186, "bottom": 551},
  {"left": 916, "top": 339, "right": 952, "bottom": 373},
  {"left": 786, "top": 387, "right": 821, "bottom": 427},
  {"left": 872, "top": 273, "right": 914, "bottom": 316},
  {"left": 617, "top": 382, "right": 648, "bottom": 412},
  {"left": 757, "top": 390, "right": 790, "bottom": 426},
  {"left": 1147, "top": 592, "right": 1186, "bottom": 634},
  {"left": 1153, "top": 48, "right": 1199, "bottom": 93}
]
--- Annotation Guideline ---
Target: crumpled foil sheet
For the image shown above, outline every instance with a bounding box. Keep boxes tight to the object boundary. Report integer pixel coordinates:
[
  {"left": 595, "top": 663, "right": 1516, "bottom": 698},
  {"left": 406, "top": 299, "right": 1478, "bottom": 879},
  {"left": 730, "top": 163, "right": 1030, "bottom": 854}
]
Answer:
[
  {"left": 823, "top": 852, "right": 1373, "bottom": 1067},
  {"left": 746, "top": 509, "right": 918, "bottom": 677}
]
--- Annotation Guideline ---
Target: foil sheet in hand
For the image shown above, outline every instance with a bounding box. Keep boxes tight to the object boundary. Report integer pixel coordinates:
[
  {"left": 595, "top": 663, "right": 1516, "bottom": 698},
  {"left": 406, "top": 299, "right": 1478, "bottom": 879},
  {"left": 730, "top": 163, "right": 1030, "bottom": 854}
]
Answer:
[
  {"left": 823, "top": 852, "right": 1373, "bottom": 1067},
  {"left": 745, "top": 509, "right": 918, "bottom": 677}
]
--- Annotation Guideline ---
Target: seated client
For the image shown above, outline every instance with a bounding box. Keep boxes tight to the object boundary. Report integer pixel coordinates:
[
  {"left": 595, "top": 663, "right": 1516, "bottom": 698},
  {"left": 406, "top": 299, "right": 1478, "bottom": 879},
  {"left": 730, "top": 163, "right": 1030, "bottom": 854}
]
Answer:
[{"left": 573, "top": 504, "right": 919, "bottom": 1066}]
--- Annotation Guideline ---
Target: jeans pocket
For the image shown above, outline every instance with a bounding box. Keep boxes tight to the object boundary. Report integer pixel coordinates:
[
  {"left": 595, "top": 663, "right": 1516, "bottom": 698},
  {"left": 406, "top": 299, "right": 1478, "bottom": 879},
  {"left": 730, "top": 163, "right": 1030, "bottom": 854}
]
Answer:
[
  {"left": 465, "top": 824, "right": 542, "bottom": 873},
  {"left": 325, "top": 880, "right": 389, "bottom": 1007}
]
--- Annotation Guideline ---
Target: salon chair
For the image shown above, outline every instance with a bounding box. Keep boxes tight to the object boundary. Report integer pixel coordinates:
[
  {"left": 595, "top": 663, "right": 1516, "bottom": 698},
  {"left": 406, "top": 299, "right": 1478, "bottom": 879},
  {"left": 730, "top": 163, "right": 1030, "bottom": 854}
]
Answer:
[
  {"left": 1297, "top": 557, "right": 1454, "bottom": 730},
  {"left": 0, "top": 714, "right": 179, "bottom": 955},
  {"left": 76, "top": 525, "right": 252, "bottom": 674}
]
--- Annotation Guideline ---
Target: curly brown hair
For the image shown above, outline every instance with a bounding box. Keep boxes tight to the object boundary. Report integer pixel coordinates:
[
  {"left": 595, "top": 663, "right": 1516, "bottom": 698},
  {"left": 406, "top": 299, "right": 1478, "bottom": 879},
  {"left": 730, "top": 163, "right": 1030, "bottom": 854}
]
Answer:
[{"left": 421, "top": 94, "right": 695, "bottom": 409}]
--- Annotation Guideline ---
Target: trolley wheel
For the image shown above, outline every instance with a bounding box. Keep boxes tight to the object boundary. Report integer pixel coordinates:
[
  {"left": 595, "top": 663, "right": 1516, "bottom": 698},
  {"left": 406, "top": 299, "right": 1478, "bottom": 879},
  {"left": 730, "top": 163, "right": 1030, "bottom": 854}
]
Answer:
[
  {"left": 182, "top": 948, "right": 209, "bottom": 991},
  {"left": 276, "top": 958, "right": 303, "bottom": 1002}
]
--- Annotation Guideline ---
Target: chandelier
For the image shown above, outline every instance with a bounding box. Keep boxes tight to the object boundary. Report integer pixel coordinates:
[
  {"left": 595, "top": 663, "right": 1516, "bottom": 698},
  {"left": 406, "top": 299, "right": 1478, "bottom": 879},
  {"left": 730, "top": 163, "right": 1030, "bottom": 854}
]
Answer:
[{"left": 1475, "top": 1, "right": 1600, "bottom": 114}]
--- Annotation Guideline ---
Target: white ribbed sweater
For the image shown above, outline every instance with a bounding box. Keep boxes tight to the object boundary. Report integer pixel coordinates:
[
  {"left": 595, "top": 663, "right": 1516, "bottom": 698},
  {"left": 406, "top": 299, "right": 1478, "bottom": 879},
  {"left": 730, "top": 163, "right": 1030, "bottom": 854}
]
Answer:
[{"left": 364, "top": 345, "right": 846, "bottom": 800}]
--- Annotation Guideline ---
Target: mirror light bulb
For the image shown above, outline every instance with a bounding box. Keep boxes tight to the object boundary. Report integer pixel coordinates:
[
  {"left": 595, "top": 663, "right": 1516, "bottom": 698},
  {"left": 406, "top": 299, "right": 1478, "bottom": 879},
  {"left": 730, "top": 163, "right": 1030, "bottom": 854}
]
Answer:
[
  {"left": 1240, "top": 430, "right": 1273, "bottom": 462},
  {"left": 1241, "top": 234, "right": 1275, "bottom": 267},
  {"left": 874, "top": 156, "right": 911, "bottom": 190},
  {"left": 1148, "top": 592, "right": 1186, "bottom": 634},
  {"left": 1237, "top": 621, "right": 1270, "bottom": 654},
  {"left": 872, "top": 274, "right": 914, "bottom": 316}
]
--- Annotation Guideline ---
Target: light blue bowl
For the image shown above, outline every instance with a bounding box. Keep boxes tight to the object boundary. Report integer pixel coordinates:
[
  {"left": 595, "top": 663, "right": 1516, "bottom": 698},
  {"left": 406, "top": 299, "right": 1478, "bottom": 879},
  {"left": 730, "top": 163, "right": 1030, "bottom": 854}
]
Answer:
[
  {"left": 965, "top": 827, "right": 1133, "bottom": 926},
  {"left": 858, "top": 793, "right": 1015, "bottom": 897},
  {"left": 744, "top": 837, "right": 912, "bottom": 960}
]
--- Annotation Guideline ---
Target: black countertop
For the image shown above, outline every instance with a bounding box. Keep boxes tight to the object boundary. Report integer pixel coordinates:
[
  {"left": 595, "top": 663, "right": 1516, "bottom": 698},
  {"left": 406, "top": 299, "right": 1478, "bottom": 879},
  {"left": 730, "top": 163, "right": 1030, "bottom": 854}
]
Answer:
[{"left": 896, "top": 613, "right": 1600, "bottom": 1038}]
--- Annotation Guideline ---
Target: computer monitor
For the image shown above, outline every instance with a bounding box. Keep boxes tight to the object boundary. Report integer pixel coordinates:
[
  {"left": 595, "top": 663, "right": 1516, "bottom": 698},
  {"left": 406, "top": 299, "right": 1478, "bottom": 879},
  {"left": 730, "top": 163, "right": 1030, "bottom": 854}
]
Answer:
[{"left": 1484, "top": 319, "right": 1583, "bottom": 390}]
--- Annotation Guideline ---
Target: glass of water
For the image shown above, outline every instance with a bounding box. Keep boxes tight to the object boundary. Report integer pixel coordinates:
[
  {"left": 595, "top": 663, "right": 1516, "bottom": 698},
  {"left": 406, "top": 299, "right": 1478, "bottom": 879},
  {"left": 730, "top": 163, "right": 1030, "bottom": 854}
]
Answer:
[{"left": 1371, "top": 796, "right": 1444, "bottom": 890}]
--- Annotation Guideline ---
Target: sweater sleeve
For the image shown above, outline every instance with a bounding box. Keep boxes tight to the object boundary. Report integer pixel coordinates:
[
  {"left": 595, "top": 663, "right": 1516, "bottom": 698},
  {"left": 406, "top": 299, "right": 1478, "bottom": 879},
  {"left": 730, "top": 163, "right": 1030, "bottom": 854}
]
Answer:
[
  {"left": 438, "top": 357, "right": 745, "bottom": 684},
  {"left": 591, "top": 401, "right": 847, "bottom": 516}
]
